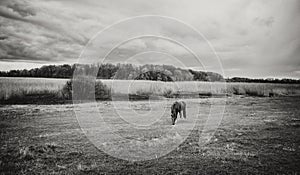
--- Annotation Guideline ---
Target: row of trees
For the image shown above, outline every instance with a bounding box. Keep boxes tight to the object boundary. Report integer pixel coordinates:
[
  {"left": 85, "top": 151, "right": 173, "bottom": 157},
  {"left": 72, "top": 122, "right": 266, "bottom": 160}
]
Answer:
[
  {"left": 226, "top": 77, "right": 300, "bottom": 84},
  {"left": 0, "top": 63, "right": 224, "bottom": 82},
  {"left": 188, "top": 69, "right": 224, "bottom": 82},
  {"left": 0, "top": 64, "right": 74, "bottom": 78},
  {"left": 1, "top": 63, "right": 299, "bottom": 83},
  {"left": 135, "top": 71, "right": 174, "bottom": 82}
]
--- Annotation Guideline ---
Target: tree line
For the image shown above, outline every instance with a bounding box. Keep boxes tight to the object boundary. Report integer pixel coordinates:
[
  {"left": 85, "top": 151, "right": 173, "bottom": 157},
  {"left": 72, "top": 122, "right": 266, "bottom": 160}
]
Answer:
[
  {"left": 0, "top": 64, "right": 74, "bottom": 78},
  {"left": 226, "top": 77, "right": 300, "bottom": 84},
  {"left": 0, "top": 63, "right": 224, "bottom": 82},
  {"left": 0, "top": 63, "right": 299, "bottom": 83}
]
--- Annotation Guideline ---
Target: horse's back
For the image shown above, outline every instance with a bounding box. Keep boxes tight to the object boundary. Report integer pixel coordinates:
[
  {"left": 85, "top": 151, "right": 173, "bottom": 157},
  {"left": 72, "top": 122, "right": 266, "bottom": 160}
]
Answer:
[
  {"left": 179, "top": 101, "right": 186, "bottom": 108},
  {"left": 172, "top": 101, "right": 186, "bottom": 111}
]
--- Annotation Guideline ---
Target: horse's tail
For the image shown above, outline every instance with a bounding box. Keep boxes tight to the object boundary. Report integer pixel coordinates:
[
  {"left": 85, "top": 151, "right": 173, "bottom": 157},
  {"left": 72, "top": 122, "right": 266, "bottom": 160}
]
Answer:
[{"left": 182, "top": 101, "right": 186, "bottom": 118}]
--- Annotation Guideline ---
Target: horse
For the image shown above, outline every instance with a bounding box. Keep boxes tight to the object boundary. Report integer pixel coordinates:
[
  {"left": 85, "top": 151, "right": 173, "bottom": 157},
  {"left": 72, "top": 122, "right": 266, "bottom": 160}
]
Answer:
[{"left": 171, "top": 101, "right": 186, "bottom": 125}]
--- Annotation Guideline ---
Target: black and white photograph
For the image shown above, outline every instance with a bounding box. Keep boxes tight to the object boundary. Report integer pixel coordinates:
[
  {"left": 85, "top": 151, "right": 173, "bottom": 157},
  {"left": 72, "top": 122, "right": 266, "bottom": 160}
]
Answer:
[{"left": 0, "top": 0, "right": 299, "bottom": 174}]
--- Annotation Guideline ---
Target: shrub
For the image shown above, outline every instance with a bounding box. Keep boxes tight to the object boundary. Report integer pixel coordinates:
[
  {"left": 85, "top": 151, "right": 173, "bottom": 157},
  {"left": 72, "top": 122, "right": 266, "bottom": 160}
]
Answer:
[
  {"left": 128, "top": 88, "right": 153, "bottom": 100},
  {"left": 135, "top": 88, "right": 153, "bottom": 96},
  {"left": 244, "top": 86, "right": 268, "bottom": 97},
  {"left": 230, "top": 86, "right": 246, "bottom": 95},
  {"left": 62, "top": 78, "right": 111, "bottom": 101},
  {"left": 95, "top": 81, "right": 111, "bottom": 100},
  {"left": 163, "top": 88, "right": 175, "bottom": 98},
  {"left": 62, "top": 80, "right": 72, "bottom": 99}
]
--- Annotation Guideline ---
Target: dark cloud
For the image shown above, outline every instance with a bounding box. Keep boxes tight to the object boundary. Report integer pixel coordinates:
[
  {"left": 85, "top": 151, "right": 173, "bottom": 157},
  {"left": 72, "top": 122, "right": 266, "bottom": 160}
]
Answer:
[
  {"left": 0, "top": 36, "right": 8, "bottom": 40},
  {"left": 0, "top": 0, "right": 299, "bottom": 78},
  {"left": 0, "top": 1, "right": 89, "bottom": 45},
  {"left": 253, "top": 17, "right": 274, "bottom": 27},
  {"left": 7, "top": 1, "right": 36, "bottom": 17}
]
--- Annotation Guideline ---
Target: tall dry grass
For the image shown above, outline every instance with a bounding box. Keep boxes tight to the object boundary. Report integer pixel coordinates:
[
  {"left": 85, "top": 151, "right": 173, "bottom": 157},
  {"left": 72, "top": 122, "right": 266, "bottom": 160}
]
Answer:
[
  {"left": 0, "top": 77, "right": 67, "bottom": 100},
  {"left": 226, "top": 82, "right": 300, "bottom": 97},
  {"left": 1, "top": 77, "right": 300, "bottom": 102},
  {"left": 102, "top": 80, "right": 300, "bottom": 97}
]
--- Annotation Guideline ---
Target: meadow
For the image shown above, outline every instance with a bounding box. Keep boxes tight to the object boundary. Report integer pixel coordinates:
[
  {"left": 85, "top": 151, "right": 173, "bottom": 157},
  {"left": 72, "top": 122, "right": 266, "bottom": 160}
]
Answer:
[
  {"left": 0, "top": 77, "right": 299, "bottom": 174},
  {"left": 0, "top": 96, "right": 299, "bottom": 174},
  {"left": 1, "top": 77, "right": 300, "bottom": 104}
]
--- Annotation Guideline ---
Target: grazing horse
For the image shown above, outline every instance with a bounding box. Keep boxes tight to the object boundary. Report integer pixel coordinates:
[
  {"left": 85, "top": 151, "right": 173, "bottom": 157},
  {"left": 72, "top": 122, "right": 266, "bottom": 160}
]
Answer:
[{"left": 171, "top": 101, "right": 186, "bottom": 125}]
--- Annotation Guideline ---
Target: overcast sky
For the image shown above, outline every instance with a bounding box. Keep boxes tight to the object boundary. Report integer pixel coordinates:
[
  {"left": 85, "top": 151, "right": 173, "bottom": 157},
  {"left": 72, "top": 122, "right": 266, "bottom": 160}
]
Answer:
[{"left": 0, "top": 0, "right": 299, "bottom": 78}]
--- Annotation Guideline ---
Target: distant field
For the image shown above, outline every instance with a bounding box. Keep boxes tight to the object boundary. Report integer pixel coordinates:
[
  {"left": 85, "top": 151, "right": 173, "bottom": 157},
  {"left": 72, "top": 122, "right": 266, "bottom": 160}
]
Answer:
[{"left": 1, "top": 77, "right": 300, "bottom": 104}]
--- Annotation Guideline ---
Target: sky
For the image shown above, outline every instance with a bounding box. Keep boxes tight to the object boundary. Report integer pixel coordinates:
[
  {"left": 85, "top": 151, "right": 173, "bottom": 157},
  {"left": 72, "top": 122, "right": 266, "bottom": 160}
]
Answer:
[{"left": 0, "top": 0, "right": 299, "bottom": 78}]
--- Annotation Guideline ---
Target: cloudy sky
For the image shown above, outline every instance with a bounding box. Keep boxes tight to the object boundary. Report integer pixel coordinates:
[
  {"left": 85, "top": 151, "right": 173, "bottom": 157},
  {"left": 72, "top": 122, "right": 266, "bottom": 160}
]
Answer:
[{"left": 0, "top": 0, "right": 299, "bottom": 78}]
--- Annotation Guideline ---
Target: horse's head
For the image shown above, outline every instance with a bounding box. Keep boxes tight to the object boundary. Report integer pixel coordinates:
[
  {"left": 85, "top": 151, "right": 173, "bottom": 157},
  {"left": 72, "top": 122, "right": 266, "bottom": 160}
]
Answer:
[
  {"left": 171, "top": 117, "right": 176, "bottom": 125},
  {"left": 171, "top": 110, "right": 176, "bottom": 125}
]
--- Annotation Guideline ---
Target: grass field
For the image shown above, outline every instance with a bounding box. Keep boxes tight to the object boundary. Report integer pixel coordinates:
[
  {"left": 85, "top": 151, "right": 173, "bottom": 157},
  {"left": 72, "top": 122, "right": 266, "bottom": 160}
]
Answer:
[
  {"left": 1, "top": 77, "right": 300, "bottom": 104},
  {"left": 0, "top": 96, "right": 299, "bottom": 174}
]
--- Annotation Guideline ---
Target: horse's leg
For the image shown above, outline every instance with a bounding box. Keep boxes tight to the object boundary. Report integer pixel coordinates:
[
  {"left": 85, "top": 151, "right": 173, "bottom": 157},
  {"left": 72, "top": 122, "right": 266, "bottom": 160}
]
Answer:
[
  {"left": 179, "top": 110, "right": 182, "bottom": 118},
  {"left": 182, "top": 103, "right": 186, "bottom": 119}
]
